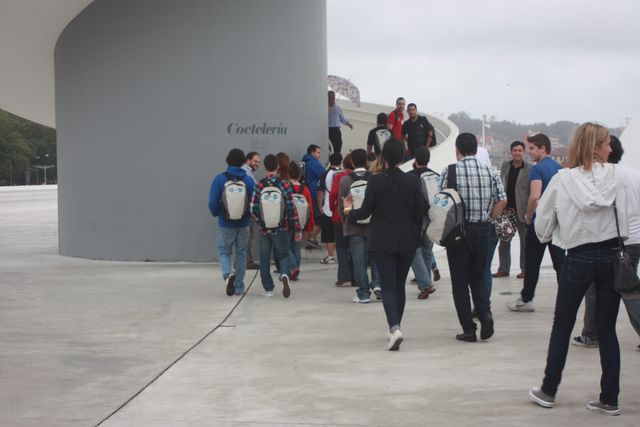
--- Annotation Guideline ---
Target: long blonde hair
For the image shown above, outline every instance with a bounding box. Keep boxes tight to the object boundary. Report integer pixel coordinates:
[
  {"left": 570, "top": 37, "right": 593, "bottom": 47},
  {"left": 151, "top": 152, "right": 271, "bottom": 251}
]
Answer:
[{"left": 565, "top": 122, "right": 609, "bottom": 170}]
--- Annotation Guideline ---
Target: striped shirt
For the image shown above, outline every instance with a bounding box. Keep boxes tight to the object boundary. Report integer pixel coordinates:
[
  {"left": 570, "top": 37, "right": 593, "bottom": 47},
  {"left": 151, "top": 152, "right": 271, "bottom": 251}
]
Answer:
[
  {"left": 440, "top": 156, "right": 506, "bottom": 222},
  {"left": 250, "top": 175, "right": 301, "bottom": 235}
]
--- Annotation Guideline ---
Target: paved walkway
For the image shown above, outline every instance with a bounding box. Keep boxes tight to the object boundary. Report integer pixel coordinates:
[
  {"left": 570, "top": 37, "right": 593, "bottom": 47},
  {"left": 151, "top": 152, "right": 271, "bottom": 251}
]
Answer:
[{"left": 1, "top": 186, "right": 638, "bottom": 426}]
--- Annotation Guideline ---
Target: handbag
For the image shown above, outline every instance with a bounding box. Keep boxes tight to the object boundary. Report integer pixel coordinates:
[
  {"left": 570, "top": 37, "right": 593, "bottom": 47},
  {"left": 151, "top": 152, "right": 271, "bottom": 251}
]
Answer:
[
  {"left": 612, "top": 201, "right": 640, "bottom": 294},
  {"left": 495, "top": 208, "right": 518, "bottom": 242}
]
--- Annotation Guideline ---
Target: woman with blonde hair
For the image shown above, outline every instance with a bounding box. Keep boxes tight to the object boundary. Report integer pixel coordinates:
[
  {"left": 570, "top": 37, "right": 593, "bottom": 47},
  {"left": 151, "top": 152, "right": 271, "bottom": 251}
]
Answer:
[{"left": 529, "top": 123, "right": 629, "bottom": 416}]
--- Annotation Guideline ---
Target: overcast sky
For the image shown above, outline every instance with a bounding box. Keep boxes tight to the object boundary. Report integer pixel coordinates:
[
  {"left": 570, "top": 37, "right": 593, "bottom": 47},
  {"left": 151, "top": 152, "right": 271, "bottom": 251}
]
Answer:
[{"left": 327, "top": 0, "right": 640, "bottom": 127}]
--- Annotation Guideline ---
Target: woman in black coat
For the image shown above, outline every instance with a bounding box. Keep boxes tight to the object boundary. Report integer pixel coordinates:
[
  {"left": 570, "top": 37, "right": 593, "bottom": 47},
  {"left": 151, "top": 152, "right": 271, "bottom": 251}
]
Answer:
[{"left": 343, "top": 139, "right": 425, "bottom": 350}]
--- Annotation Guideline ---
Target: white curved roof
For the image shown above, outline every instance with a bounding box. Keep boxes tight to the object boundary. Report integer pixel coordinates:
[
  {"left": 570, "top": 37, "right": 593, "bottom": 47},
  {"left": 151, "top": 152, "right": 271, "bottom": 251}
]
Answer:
[{"left": 0, "top": 0, "right": 93, "bottom": 127}]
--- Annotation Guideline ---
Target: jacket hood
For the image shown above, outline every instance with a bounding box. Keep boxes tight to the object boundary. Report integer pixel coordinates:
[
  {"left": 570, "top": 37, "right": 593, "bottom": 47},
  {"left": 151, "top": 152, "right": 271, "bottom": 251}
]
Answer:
[
  {"left": 556, "top": 163, "right": 618, "bottom": 211},
  {"left": 302, "top": 154, "right": 318, "bottom": 162},
  {"left": 226, "top": 165, "right": 247, "bottom": 178}
]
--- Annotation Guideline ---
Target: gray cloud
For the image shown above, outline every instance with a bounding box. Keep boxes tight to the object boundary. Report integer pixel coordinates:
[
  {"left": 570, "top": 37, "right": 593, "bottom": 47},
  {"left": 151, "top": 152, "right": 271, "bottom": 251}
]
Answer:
[{"left": 328, "top": 0, "right": 640, "bottom": 126}]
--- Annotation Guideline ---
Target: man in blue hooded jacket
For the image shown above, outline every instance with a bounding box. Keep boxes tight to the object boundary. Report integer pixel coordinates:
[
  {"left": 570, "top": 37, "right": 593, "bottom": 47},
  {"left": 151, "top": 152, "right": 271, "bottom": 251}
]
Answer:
[
  {"left": 302, "top": 144, "right": 325, "bottom": 248},
  {"left": 208, "top": 148, "right": 255, "bottom": 296}
]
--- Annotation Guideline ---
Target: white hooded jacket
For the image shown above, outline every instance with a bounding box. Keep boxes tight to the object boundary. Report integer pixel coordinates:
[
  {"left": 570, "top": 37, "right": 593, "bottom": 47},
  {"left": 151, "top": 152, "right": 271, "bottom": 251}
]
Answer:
[{"left": 535, "top": 163, "right": 629, "bottom": 250}]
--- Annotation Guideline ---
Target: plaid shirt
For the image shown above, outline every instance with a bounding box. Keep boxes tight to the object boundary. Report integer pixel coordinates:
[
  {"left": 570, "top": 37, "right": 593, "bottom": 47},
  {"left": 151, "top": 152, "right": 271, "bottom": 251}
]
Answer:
[
  {"left": 440, "top": 156, "right": 506, "bottom": 222},
  {"left": 250, "top": 175, "right": 301, "bottom": 235}
]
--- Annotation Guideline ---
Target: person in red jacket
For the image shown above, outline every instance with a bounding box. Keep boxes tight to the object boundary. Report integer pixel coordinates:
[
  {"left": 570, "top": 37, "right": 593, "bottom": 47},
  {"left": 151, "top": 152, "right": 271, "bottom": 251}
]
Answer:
[
  {"left": 386, "top": 97, "right": 406, "bottom": 140},
  {"left": 329, "top": 153, "right": 354, "bottom": 286}
]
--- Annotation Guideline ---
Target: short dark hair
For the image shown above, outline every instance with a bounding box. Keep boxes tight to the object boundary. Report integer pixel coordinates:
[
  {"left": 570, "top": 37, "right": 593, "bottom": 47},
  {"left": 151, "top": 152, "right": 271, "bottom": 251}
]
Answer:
[
  {"left": 455, "top": 133, "right": 478, "bottom": 156},
  {"left": 245, "top": 151, "right": 259, "bottom": 161},
  {"left": 226, "top": 148, "right": 245, "bottom": 167},
  {"left": 289, "top": 161, "right": 301, "bottom": 179},
  {"left": 307, "top": 144, "right": 320, "bottom": 155},
  {"left": 381, "top": 138, "right": 404, "bottom": 167},
  {"left": 396, "top": 97, "right": 405, "bottom": 104},
  {"left": 351, "top": 148, "right": 368, "bottom": 168},
  {"left": 609, "top": 135, "right": 624, "bottom": 164},
  {"left": 510, "top": 141, "right": 525, "bottom": 151},
  {"left": 407, "top": 103, "right": 417, "bottom": 110},
  {"left": 376, "top": 112, "right": 388, "bottom": 125},
  {"left": 527, "top": 133, "right": 551, "bottom": 154},
  {"left": 263, "top": 154, "right": 278, "bottom": 172},
  {"left": 414, "top": 146, "right": 430, "bottom": 166},
  {"left": 329, "top": 153, "right": 343, "bottom": 166}
]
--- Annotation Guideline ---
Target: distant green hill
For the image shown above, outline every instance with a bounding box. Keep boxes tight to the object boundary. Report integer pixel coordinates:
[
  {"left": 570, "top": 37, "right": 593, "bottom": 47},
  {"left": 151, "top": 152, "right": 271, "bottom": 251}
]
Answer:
[{"left": 0, "top": 109, "right": 56, "bottom": 185}]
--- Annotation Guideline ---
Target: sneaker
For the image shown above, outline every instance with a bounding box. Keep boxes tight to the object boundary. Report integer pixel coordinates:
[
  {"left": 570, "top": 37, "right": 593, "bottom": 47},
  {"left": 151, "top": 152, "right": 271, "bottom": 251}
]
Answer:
[
  {"left": 305, "top": 239, "right": 321, "bottom": 249},
  {"left": 388, "top": 329, "right": 404, "bottom": 351},
  {"left": 225, "top": 273, "right": 235, "bottom": 296},
  {"left": 320, "top": 256, "right": 335, "bottom": 264},
  {"left": 262, "top": 290, "right": 274, "bottom": 297},
  {"left": 586, "top": 400, "right": 620, "bottom": 416},
  {"left": 480, "top": 313, "right": 494, "bottom": 340},
  {"left": 373, "top": 287, "right": 382, "bottom": 300},
  {"left": 529, "top": 387, "right": 555, "bottom": 408},
  {"left": 507, "top": 297, "right": 535, "bottom": 312},
  {"left": 432, "top": 268, "right": 441, "bottom": 282},
  {"left": 280, "top": 275, "right": 291, "bottom": 298},
  {"left": 246, "top": 261, "right": 260, "bottom": 270},
  {"left": 352, "top": 295, "right": 370, "bottom": 304},
  {"left": 572, "top": 335, "right": 598, "bottom": 348},
  {"left": 418, "top": 289, "right": 430, "bottom": 300},
  {"left": 290, "top": 268, "right": 300, "bottom": 281}
]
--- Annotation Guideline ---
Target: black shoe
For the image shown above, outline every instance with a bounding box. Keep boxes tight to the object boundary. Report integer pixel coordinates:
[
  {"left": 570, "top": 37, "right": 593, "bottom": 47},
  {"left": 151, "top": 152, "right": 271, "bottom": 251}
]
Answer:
[
  {"left": 246, "top": 261, "right": 260, "bottom": 270},
  {"left": 480, "top": 314, "right": 494, "bottom": 340},
  {"left": 432, "top": 268, "right": 441, "bottom": 282},
  {"left": 456, "top": 332, "right": 477, "bottom": 342},
  {"left": 225, "top": 273, "right": 235, "bottom": 296}
]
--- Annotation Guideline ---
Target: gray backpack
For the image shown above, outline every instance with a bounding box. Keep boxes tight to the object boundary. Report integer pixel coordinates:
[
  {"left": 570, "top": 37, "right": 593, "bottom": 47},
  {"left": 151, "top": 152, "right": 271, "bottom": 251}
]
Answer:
[
  {"left": 258, "top": 179, "right": 285, "bottom": 229},
  {"left": 426, "top": 164, "right": 465, "bottom": 247},
  {"left": 222, "top": 172, "right": 249, "bottom": 222}
]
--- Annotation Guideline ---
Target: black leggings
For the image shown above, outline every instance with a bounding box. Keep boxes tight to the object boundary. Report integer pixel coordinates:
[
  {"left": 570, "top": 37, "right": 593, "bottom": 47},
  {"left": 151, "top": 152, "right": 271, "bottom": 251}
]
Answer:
[{"left": 372, "top": 251, "right": 414, "bottom": 329}]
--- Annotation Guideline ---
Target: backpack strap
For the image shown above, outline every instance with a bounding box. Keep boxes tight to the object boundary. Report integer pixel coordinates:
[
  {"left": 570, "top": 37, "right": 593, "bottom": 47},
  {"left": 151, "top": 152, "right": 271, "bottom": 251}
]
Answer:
[
  {"left": 447, "top": 164, "right": 457, "bottom": 191},
  {"left": 349, "top": 171, "right": 369, "bottom": 181},
  {"left": 296, "top": 183, "right": 305, "bottom": 194},
  {"left": 223, "top": 172, "right": 236, "bottom": 181}
]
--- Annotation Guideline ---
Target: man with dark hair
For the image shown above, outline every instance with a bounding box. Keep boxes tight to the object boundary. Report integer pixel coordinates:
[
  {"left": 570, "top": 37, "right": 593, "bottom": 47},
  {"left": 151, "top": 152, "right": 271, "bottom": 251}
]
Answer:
[
  {"left": 507, "top": 133, "right": 565, "bottom": 312},
  {"left": 242, "top": 151, "right": 261, "bottom": 269},
  {"left": 339, "top": 148, "right": 379, "bottom": 303},
  {"left": 302, "top": 144, "right": 325, "bottom": 248},
  {"left": 408, "top": 146, "right": 437, "bottom": 299},
  {"left": 208, "top": 148, "right": 256, "bottom": 296},
  {"left": 491, "top": 141, "right": 531, "bottom": 279},
  {"left": 387, "top": 97, "right": 406, "bottom": 140},
  {"left": 328, "top": 90, "right": 353, "bottom": 154},
  {"left": 402, "top": 103, "right": 435, "bottom": 160},
  {"left": 250, "top": 154, "right": 301, "bottom": 298},
  {"left": 367, "top": 113, "right": 390, "bottom": 155},
  {"left": 440, "top": 133, "right": 507, "bottom": 342},
  {"left": 317, "top": 153, "right": 343, "bottom": 264}
]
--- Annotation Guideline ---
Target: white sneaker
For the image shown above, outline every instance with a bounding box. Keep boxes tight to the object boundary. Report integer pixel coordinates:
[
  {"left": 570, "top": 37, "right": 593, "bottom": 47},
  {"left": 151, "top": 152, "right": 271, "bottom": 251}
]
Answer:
[
  {"left": 280, "top": 275, "right": 291, "bottom": 298},
  {"left": 320, "top": 256, "right": 335, "bottom": 264},
  {"left": 352, "top": 295, "right": 370, "bottom": 304},
  {"left": 388, "top": 329, "right": 403, "bottom": 351},
  {"left": 507, "top": 297, "right": 535, "bottom": 312},
  {"left": 373, "top": 287, "right": 382, "bottom": 300},
  {"left": 262, "top": 290, "right": 274, "bottom": 297}
]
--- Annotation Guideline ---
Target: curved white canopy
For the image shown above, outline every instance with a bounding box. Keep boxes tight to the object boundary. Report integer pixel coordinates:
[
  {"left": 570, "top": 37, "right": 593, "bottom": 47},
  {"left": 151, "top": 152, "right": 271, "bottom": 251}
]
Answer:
[{"left": 0, "top": 0, "right": 93, "bottom": 128}]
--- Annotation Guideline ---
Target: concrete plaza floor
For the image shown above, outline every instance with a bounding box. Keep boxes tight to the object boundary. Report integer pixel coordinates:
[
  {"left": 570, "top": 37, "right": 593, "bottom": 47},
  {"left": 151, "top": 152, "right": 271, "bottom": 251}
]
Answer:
[{"left": 1, "top": 186, "right": 638, "bottom": 427}]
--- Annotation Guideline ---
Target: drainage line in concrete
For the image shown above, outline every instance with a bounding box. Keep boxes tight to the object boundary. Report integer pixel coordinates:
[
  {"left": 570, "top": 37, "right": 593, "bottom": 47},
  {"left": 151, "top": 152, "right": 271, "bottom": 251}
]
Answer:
[{"left": 94, "top": 269, "right": 259, "bottom": 426}]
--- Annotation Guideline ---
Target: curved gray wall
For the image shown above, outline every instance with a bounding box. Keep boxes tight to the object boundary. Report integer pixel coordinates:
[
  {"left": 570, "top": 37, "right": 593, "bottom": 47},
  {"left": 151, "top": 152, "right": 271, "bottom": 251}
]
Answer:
[{"left": 55, "top": 0, "right": 327, "bottom": 261}]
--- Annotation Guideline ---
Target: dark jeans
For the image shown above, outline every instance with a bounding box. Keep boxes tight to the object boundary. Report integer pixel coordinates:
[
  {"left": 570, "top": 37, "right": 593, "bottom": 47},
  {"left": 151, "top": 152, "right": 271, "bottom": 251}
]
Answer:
[
  {"left": 541, "top": 243, "right": 621, "bottom": 405},
  {"left": 446, "top": 222, "right": 492, "bottom": 333},
  {"left": 328, "top": 127, "right": 343, "bottom": 154},
  {"left": 521, "top": 223, "right": 565, "bottom": 303},
  {"left": 372, "top": 251, "right": 414, "bottom": 330},
  {"left": 334, "top": 222, "right": 352, "bottom": 282}
]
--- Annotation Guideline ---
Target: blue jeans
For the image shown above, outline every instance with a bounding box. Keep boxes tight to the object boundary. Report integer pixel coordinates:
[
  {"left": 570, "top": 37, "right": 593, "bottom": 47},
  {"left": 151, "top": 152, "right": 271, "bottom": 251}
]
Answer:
[
  {"left": 412, "top": 240, "right": 434, "bottom": 291},
  {"left": 432, "top": 253, "right": 438, "bottom": 269},
  {"left": 370, "top": 256, "right": 381, "bottom": 289},
  {"left": 445, "top": 222, "right": 492, "bottom": 333},
  {"left": 288, "top": 231, "right": 301, "bottom": 272},
  {"left": 349, "top": 234, "right": 371, "bottom": 299},
  {"left": 486, "top": 225, "right": 498, "bottom": 292},
  {"left": 259, "top": 232, "right": 291, "bottom": 291},
  {"left": 541, "top": 243, "right": 621, "bottom": 405},
  {"left": 373, "top": 251, "right": 414, "bottom": 329},
  {"left": 217, "top": 226, "right": 249, "bottom": 293}
]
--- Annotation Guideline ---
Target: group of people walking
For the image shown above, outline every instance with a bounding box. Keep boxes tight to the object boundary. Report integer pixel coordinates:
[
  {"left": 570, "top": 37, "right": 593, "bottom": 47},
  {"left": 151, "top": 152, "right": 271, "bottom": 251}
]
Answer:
[{"left": 209, "top": 109, "right": 639, "bottom": 416}]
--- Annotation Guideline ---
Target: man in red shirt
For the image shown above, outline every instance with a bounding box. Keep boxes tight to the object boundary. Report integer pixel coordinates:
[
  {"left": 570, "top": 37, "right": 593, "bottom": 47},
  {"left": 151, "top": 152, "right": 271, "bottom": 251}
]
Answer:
[{"left": 386, "top": 97, "right": 406, "bottom": 140}]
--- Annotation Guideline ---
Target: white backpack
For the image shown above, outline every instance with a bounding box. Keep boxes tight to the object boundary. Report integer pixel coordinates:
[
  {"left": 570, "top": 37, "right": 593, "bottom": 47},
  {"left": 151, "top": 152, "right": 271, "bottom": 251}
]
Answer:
[
  {"left": 349, "top": 171, "right": 371, "bottom": 224},
  {"left": 222, "top": 172, "right": 249, "bottom": 221},
  {"left": 419, "top": 169, "right": 440, "bottom": 208},
  {"left": 292, "top": 184, "right": 310, "bottom": 229},
  {"left": 426, "top": 165, "right": 466, "bottom": 247},
  {"left": 258, "top": 179, "right": 285, "bottom": 229},
  {"left": 375, "top": 128, "right": 391, "bottom": 152}
]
